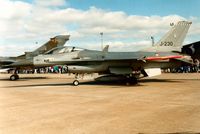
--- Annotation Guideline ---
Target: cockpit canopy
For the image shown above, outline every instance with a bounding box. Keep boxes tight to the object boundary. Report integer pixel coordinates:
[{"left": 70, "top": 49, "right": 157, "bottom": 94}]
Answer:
[{"left": 44, "top": 46, "right": 85, "bottom": 55}]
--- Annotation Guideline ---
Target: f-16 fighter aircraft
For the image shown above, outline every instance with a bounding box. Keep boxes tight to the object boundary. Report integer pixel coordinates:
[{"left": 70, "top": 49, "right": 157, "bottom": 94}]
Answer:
[
  {"left": 0, "top": 35, "right": 70, "bottom": 80},
  {"left": 34, "top": 21, "right": 192, "bottom": 86},
  {"left": 181, "top": 41, "right": 200, "bottom": 60}
]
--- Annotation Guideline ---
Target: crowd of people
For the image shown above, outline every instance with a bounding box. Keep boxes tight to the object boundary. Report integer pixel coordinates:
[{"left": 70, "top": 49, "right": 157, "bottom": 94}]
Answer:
[
  {"left": 8, "top": 65, "right": 68, "bottom": 74},
  {"left": 163, "top": 59, "right": 200, "bottom": 73}
]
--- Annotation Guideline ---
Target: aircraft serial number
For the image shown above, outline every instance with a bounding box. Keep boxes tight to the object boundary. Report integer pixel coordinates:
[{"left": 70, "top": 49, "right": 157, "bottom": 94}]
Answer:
[{"left": 160, "top": 42, "right": 173, "bottom": 46}]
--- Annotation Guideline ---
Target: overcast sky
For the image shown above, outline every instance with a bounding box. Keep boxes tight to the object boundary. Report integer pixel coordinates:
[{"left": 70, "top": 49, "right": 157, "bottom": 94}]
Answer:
[{"left": 0, "top": 0, "right": 200, "bottom": 56}]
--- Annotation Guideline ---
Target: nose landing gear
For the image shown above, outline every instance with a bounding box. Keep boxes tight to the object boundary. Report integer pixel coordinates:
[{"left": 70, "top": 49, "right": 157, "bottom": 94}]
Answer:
[{"left": 73, "top": 80, "right": 79, "bottom": 86}]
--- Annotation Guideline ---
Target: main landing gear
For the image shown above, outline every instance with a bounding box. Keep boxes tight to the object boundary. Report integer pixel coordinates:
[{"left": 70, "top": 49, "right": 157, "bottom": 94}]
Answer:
[
  {"left": 10, "top": 74, "right": 19, "bottom": 81},
  {"left": 125, "top": 75, "right": 138, "bottom": 86},
  {"left": 9, "top": 69, "right": 19, "bottom": 81}
]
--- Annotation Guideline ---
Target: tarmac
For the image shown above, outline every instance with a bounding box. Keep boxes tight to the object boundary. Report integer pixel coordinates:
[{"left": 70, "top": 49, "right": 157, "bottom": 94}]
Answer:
[{"left": 0, "top": 73, "right": 200, "bottom": 134}]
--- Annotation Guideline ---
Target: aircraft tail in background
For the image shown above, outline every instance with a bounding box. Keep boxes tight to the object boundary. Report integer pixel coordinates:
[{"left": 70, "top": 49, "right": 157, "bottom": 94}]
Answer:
[
  {"left": 33, "top": 35, "right": 70, "bottom": 55},
  {"left": 16, "top": 35, "right": 70, "bottom": 60}
]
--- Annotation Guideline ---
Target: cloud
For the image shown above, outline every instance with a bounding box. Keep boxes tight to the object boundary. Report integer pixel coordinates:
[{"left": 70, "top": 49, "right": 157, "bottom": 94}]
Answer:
[
  {"left": 0, "top": 0, "right": 32, "bottom": 38},
  {"left": 0, "top": 0, "right": 199, "bottom": 56},
  {"left": 78, "top": 40, "right": 151, "bottom": 52},
  {"left": 0, "top": 44, "right": 37, "bottom": 56},
  {"left": 34, "top": 0, "right": 67, "bottom": 7}
]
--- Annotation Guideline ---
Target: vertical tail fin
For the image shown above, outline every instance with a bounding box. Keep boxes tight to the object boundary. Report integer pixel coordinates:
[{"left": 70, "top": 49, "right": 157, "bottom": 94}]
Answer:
[
  {"left": 155, "top": 21, "right": 192, "bottom": 51},
  {"left": 102, "top": 45, "right": 109, "bottom": 52},
  {"left": 53, "top": 35, "right": 70, "bottom": 47}
]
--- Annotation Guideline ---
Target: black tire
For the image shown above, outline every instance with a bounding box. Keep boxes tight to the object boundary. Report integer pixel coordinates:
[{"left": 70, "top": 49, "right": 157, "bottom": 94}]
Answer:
[
  {"left": 10, "top": 74, "right": 19, "bottom": 81},
  {"left": 131, "top": 77, "right": 138, "bottom": 84},
  {"left": 125, "top": 77, "right": 138, "bottom": 85}
]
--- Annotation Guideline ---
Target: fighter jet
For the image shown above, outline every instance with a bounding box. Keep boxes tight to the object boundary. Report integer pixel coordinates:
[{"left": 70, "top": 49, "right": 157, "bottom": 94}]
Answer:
[
  {"left": 181, "top": 41, "right": 200, "bottom": 60},
  {"left": 0, "top": 35, "right": 70, "bottom": 80},
  {"left": 34, "top": 21, "right": 192, "bottom": 86}
]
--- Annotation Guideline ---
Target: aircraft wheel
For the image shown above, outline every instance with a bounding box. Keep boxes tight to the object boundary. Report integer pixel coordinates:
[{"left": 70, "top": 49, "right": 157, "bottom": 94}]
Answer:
[
  {"left": 73, "top": 80, "right": 79, "bottom": 86},
  {"left": 131, "top": 77, "right": 138, "bottom": 84},
  {"left": 125, "top": 77, "right": 138, "bottom": 85},
  {"left": 126, "top": 82, "right": 130, "bottom": 86},
  {"left": 10, "top": 74, "right": 19, "bottom": 81}
]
